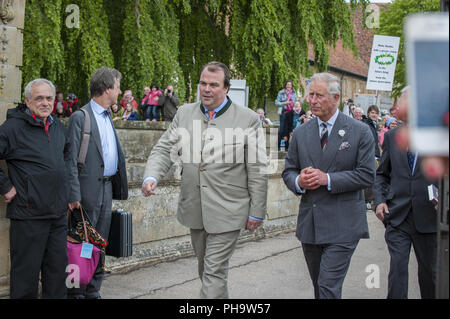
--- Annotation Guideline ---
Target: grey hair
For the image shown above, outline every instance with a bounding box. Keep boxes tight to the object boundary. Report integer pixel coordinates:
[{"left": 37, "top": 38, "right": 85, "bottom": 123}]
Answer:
[
  {"left": 308, "top": 72, "right": 341, "bottom": 97},
  {"left": 24, "top": 78, "right": 56, "bottom": 100}
]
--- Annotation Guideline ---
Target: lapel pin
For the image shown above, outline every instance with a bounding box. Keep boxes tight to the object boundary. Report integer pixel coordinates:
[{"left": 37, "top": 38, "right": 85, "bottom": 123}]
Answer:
[{"left": 338, "top": 129, "right": 346, "bottom": 137}]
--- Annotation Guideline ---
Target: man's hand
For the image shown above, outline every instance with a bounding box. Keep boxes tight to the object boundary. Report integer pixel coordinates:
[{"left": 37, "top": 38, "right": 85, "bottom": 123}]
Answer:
[
  {"left": 245, "top": 218, "right": 262, "bottom": 232},
  {"left": 142, "top": 179, "right": 157, "bottom": 197},
  {"left": 3, "top": 186, "right": 17, "bottom": 203},
  {"left": 298, "top": 167, "right": 327, "bottom": 190},
  {"left": 375, "top": 203, "right": 389, "bottom": 222},
  {"left": 68, "top": 201, "right": 81, "bottom": 211}
]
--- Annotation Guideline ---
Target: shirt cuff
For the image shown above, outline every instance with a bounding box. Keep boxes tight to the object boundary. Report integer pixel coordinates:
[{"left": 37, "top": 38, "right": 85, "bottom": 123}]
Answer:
[
  {"left": 249, "top": 216, "right": 263, "bottom": 222},
  {"left": 295, "top": 175, "right": 306, "bottom": 194},
  {"left": 143, "top": 176, "right": 158, "bottom": 187},
  {"left": 327, "top": 173, "right": 331, "bottom": 191}
]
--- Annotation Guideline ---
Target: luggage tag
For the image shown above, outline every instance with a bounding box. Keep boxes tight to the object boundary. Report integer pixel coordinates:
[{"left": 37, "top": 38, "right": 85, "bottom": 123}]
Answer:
[{"left": 81, "top": 243, "right": 94, "bottom": 259}]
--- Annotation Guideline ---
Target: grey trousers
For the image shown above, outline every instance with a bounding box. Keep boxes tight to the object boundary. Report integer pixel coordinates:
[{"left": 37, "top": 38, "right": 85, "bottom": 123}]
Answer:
[
  {"left": 301, "top": 241, "right": 359, "bottom": 299},
  {"left": 190, "top": 228, "right": 241, "bottom": 299}
]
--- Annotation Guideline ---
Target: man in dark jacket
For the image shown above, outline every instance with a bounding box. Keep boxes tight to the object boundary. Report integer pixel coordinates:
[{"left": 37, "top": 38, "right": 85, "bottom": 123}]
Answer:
[
  {"left": 158, "top": 84, "right": 179, "bottom": 121},
  {"left": 66, "top": 67, "right": 128, "bottom": 299},
  {"left": 373, "top": 88, "right": 438, "bottom": 299},
  {"left": 0, "top": 78, "right": 69, "bottom": 299},
  {"left": 362, "top": 105, "right": 381, "bottom": 160}
]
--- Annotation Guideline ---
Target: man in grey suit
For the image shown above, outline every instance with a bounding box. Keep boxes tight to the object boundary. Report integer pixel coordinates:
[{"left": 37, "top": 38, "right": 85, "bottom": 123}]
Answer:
[
  {"left": 373, "top": 88, "right": 437, "bottom": 299},
  {"left": 67, "top": 67, "right": 128, "bottom": 299},
  {"left": 142, "top": 62, "right": 268, "bottom": 298},
  {"left": 282, "top": 72, "right": 375, "bottom": 299}
]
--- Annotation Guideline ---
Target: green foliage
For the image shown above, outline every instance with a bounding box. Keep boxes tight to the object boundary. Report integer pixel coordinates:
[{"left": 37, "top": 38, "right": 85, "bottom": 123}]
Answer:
[
  {"left": 62, "top": 0, "right": 115, "bottom": 102},
  {"left": 119, "top": 0, "right": 185, "bottom": 101},
  {"left": 177, "top": 0, "right": 232, "bottom": 100},
  {"left": 22, "top": 0, "right": 368, "bottom": 107},
  {"left": 22, "top": 0, "right": 65, "bottom": 94},
  {"left": 230, "top": 0, "right": 364, "bottom": 109},
  {"left": 378, "top": 0, "right": 440, "bottom": 98}
]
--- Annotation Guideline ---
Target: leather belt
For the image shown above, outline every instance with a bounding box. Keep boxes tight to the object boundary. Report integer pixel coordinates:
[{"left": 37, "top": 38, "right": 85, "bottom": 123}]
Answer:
[{"left": 102, "top": 176, "right": 114, "bottom": 182}]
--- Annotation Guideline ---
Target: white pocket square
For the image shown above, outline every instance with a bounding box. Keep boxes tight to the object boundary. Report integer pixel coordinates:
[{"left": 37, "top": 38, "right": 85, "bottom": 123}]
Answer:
[{"left": 339, "top": 141, "right": 351, "bottom": 150}]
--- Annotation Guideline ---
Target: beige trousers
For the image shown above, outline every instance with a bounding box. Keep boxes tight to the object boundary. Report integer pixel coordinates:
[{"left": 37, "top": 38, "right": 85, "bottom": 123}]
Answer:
[{"left": 190, "top": 228, "right": 241, "bottom": 299}]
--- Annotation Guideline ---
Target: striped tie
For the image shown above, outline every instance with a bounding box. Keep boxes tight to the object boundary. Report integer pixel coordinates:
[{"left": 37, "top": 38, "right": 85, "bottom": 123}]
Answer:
[
  {"left": 320, "top": 123, "right": 328, "bottom": 150},
  {"left": 207, "top": 110, "right": 216, "bottom": 121}
]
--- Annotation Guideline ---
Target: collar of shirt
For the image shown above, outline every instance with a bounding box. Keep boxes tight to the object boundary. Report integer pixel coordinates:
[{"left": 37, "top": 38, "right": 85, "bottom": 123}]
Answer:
[
  {"left": 90, "top": 98, "right": 110, "bottom": 116},
  {"left": 25, "top": 108, "right": 54, "bottom": 126},
  {"left": 202, "top": 97, "right": 228, "bottom": 119},
  {"left": 317, "top": 109, "right": 339, "bottom": 136}
]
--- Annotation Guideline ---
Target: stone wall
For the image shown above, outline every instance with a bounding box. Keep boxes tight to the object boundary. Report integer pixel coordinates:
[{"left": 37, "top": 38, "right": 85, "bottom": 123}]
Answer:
[{"left": 0, "top": 0, "right": 25, "bottom": 298}]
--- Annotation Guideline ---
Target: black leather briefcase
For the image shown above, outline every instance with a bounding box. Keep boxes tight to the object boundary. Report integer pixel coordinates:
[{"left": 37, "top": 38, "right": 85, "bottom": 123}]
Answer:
[{"left": 106, "top": 209, "right": 133, "bottom": 258}]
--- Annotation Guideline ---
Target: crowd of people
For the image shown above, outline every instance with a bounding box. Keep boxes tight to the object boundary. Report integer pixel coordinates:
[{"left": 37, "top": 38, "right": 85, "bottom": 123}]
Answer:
[
  {"left": 270, "top": 82, "right": 401, "bottom": 160},
  {"left": 53, "top": 84, "right": 180, "bottom": 122}
]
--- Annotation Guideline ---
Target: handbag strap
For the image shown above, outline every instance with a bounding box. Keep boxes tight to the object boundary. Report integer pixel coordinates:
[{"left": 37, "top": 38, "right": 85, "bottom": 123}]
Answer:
[
  {"left": 79, "top": 206, "right": 89, "bottom": 243},
  {"left": 77, "top": 109, "right": 91, "bottom": 174}
]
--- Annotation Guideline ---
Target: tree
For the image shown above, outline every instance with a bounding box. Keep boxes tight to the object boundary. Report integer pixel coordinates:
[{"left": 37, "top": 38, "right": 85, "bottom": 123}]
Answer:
[
  {"left": 22, "top": 0, "right": 65, "bottom": 93},
  {"left": 378, "top": 0, "right": 440, "bottom": 97},
  {"left": 177, "top": 0, "right": 232, "bottom": 100},
  {"left": 119, "top": 0, "right": 186, "bottom": 102},
  {"left": 61, "top": 0, "right": 115, "bottom": 102},
  {"left": 229, "top": 0, "right": 364, "bottom": 109},
  {"left": 21, "top": 0, "right": 369, "bottom": 107}
]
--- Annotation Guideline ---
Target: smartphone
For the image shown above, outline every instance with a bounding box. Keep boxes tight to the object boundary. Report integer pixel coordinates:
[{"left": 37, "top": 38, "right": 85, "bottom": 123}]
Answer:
[{"left": 405, "top": 13, "right": 449, "bottom": 155}]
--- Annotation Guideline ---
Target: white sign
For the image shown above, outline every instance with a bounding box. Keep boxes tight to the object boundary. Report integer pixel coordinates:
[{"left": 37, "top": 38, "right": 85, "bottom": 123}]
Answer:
[{"left": 366, "top": 35, "right": 400, "bottom": 91}]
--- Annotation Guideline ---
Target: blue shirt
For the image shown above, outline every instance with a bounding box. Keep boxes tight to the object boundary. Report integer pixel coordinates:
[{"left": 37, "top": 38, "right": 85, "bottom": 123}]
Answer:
[{"left": 90, "top": 99, "right": 118, "bottom": 177}]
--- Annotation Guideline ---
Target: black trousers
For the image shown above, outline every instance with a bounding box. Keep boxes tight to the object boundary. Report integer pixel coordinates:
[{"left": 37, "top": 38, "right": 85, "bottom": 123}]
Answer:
[
  {"left": 385, "top": 212, "right": 437, "bottom": 299},
  {"left": 9, "top": 215, "right": 67, "bottom": 299}
]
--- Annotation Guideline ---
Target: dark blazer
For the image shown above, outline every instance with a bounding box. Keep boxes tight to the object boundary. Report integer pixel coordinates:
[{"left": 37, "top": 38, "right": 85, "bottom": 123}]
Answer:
[
  {"left": 67, "top": 102, "right": 128, "bottom": 214},
  {"left": 283, "top": 111, "right": 376, "bottom": 244},
  {"left": 373, "top": 128, "right": 437, "bottom": 233}
]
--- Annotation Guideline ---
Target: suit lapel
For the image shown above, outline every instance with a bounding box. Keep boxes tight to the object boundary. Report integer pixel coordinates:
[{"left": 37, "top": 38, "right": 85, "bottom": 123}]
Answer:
[
  {"left": 86, "top": 103, "right": 104, "bottom": 161},
  {"left": 319, "top": 112, "right": 348, "bottom": 171},
  {"left": 305, "top": 118, "right": 322, "bottom": 168}
]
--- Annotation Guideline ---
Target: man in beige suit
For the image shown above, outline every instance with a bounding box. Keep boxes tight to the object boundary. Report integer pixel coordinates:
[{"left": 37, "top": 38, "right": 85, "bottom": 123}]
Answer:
[{"left": 142, "top": 62, "right": 268, "bottom": 298}]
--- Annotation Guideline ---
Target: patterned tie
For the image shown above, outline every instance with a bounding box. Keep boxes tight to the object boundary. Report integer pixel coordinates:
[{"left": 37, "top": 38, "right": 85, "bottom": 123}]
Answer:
[
  {"left": 104, "top": 109, "right": 111, "bottom": 118},
  {"left": 320, "top": 123, "right": 328, "bottom": 150},
  {"left": 207, "top": 110, "right": 216, "bottom": 121},
  {"left": 407, "top": 151, "right": 415, "bottom": 173}
]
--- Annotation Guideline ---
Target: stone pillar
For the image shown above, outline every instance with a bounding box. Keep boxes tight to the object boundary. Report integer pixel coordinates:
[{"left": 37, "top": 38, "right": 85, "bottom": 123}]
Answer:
[{"left": 0, "top": 0, "right": 25, "bottom": 297}]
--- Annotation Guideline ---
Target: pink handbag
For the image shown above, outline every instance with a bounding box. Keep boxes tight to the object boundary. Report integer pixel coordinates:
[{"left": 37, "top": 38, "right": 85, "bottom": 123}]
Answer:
[{"left": 67, "top": 207, "right": 101, "bottom": 286}]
